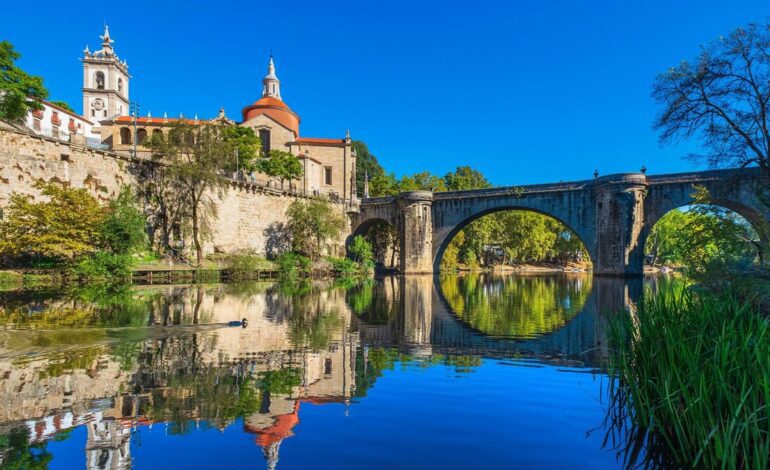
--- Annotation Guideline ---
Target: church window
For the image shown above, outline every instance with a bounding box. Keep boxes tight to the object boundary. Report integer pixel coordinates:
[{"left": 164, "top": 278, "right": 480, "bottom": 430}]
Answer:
[
  {"left": 259, "top": 129, "right": 271, "bottom": 155},
  {"left": 120, "top": 127, "right": 131, "bottom": 145},
  {"left": 324, "top": 167, "right": 333, "bottom": 185},
  {"left": 117, "top": 78, "right": 123, "bottom": 93},
  {"left": 95, "top": 71, "right": 105, "bottom": 90},
  {"left": 136, "top": 128, "right": 147, "bottom": 145}
]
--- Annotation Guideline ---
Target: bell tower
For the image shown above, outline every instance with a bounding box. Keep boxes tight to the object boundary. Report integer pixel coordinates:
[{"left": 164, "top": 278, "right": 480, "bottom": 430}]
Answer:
[
  {"left": 262, "top": 56, "right": 281, "bottom": 99},
  {"left": 81, "top": 25, "right": 130, "bottom": 124}
]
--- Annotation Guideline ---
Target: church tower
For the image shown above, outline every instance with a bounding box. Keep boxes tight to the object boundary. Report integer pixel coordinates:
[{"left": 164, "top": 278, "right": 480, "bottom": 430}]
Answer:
[
  {"left": 81, "top": 25, "right": 130, "bottom": 124},
  {"left": 262, "top": 56, "right": 281, "bottom": 99}
]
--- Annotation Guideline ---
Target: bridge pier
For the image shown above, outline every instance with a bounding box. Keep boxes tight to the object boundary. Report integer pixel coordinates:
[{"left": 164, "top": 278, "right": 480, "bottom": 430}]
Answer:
[
  {"left": 398, "top": 191, "right": 434, "bottom": 274},
  {"left": 592, "top": 174, "right": 648, "bottom": 276}
]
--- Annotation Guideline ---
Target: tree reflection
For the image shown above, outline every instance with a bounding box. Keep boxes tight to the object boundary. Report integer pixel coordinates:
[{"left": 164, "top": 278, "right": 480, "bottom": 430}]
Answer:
[{"left": 440, "top": 273, "right": 592, "bottom": 339}]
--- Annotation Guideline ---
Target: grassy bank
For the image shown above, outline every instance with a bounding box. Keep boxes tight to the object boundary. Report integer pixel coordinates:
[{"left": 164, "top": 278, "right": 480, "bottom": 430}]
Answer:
[{"left": 607, "top": 288, "right": 770, "bottom": 468}]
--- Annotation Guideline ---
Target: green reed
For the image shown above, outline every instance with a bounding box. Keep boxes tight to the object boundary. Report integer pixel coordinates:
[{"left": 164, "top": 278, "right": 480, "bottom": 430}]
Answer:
[{"left": 607, "top": 288, "right": 770, "bottom": 468}]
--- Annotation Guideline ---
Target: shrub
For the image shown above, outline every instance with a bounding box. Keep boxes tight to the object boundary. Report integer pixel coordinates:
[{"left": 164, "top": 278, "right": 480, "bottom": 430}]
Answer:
[
  {"left": 69, "top": 252, "right": 133, "bottom": 282},
  {"left": 285, "top": 198, "right": 344, "bottom": 260},
  {"left": 348, "top": 235, "right": 375, "bottom": 269},
  {"left": 228, "top": 250, "right": 267, "bottom": 280},
  {"left": 327, "top": 256, "right": 358, "bottom": 276},
  {"left": 101, "top": 186, "right": 147, "bottom": 255},
  {"left": 276, "top": 252, "right": 312, "bottom": 278}
]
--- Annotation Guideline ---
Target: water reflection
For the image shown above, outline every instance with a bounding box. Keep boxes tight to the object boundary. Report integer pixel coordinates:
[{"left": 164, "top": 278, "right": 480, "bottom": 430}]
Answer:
[{"left": 0, "top": 274, "right": 670, "bottom": 468}]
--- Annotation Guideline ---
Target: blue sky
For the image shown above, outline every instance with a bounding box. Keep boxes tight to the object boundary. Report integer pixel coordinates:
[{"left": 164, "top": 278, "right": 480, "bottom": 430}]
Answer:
[{"left": 2, "top": 1, "right": 768, "bottom": 185}]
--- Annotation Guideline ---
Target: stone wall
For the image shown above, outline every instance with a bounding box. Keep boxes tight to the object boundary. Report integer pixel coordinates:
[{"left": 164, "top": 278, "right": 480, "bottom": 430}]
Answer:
[{"left": 0, "top": 126, "right": 351, "bottom": 257}]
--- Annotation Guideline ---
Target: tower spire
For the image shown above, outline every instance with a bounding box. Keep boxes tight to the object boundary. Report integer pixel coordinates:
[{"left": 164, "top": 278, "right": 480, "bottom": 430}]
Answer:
[
  {"left": 262, "top": 55, "right": 281, "bottom": 99},
  {"left": 100, "top": 24, "right": 114, "bottom": 54}
]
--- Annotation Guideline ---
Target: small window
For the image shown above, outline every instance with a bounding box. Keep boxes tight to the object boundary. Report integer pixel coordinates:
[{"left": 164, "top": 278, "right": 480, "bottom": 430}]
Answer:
[
  {"left": 103, "top": 110, "right": 107, "bottom": 117},
  {"left": 324, "top": 358, "right": 332, "bottom": 376},
  {"left": 324, "top": 167, "right": 333, "bottom": 185},
  {"left": 91, "top": 109, "right": 95, "bottom": 117},
  {"left": 95, "top": 71, "right": 105, "bottom": 90},
  {"left": 258, "top": 129, "right": 271, "bottom": 155},
  {"left": 117, "top": 77, "right": 123, "bottom": 93},
  {"left": 33, "top": 118, "right": 40, "bottom": 130}
]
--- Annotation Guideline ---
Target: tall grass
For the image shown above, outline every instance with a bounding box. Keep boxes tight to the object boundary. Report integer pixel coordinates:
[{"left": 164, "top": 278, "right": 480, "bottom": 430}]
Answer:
[{"left": 607, "top": 288, "right": 770, "bottom": 468}]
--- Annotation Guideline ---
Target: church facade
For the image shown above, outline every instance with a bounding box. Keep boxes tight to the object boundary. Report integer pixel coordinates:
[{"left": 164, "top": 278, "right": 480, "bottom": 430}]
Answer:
[{"left": 85, "top": 27, "right": 357, "bottom": 201}]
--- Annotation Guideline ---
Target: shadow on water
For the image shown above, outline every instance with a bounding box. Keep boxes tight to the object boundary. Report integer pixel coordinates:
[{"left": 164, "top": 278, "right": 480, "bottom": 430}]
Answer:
[{"left": 0, "top": 274, "right": 679, "bottom": 468}]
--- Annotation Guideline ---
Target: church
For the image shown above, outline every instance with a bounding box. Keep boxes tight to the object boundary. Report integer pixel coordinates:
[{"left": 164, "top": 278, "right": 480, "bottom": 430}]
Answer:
[{"left": 78, "top": 26, "right": 357, "bottom": 201}]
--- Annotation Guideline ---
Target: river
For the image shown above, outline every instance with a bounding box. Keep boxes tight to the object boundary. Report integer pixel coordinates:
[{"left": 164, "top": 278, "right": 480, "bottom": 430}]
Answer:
[{"left": 0, "top": 274, "right": 681, "bottom": 469}]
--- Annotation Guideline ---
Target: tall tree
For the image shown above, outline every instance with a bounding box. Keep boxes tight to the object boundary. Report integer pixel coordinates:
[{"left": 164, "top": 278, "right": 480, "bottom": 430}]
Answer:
[
  {"left": 0, "top": 41, "right": 48, "bottom": 122},
  {"left": 145, "top": 122, "right": 256, "bottom": 265},
  {"left": 444, "top": 166, "right": 492, "bottom": 191},
  {"left": 285, "top": 198, "right": 344, "bottom": 260},
  {"left": 353, "top": 140, "right": 385, "bottom": 195},
  {"left": 653, "top": 21, "right": 770, "bottom": 177}
]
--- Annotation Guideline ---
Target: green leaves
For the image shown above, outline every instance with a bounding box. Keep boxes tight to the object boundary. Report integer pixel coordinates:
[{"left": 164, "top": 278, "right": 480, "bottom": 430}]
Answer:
[
  {"left": 257, "top": 149, "right": 303, "bottom": 189},
  {"left": 285, "top": 198, "right": 344, "bottom": 260},
  {"left": 0, "top": 41, "right": 48, "bottom": 122}
]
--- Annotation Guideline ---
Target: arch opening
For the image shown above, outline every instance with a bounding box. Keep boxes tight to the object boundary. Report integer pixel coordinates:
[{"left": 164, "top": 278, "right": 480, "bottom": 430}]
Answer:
[
  {"left": 349, "top": 218, "right": 399, "bottom": 272},
  {"left": 644, "top": 203, "right": 764, "bottom": 274},
  {"left": 436, "top": 208, "right": 592, "bottom": 273}
]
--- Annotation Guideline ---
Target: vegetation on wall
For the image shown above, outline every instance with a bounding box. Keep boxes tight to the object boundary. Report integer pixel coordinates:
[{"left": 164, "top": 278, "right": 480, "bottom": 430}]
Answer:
[{"left": 257, "top": 149, "right": 303, "bottom": 189}]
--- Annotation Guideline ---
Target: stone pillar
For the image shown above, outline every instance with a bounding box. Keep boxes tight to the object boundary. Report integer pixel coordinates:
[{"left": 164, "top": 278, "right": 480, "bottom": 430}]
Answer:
[
  {"left": 398, "top": 191, "right": 434, "bottom": 274},
  {"left": 592, "top": 174, "right": 648, "bottom": 276},
  {"left": 400, "top": 274, "right": 433, "bottom": 357}
]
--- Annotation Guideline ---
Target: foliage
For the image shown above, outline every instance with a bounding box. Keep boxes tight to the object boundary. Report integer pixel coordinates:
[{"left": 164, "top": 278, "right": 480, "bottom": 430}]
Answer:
[
  {"left": 260, "top": 368, "right": 302, "bottom": 395},
  {"left": 0, "top": 41, "right": 47, "bottom": 122},
  {"left": 145, "top": 122, "right": 255, "bottom": 265},
  {"left": 69, "top": 252, "right": 132, "bottom": 282},
  {"left": 645, "top": 205, "right": 760, "bottom": 273},
  {"left": 276, "top": 252, "right": 312, "bottom": 278},
  {"left": 49, "top": 100, "right": 73, "bottom": 113},
  {"left": 101, "top": 186, "right": 147, "bottom": 255},
  {"left": 652, "top": 20, "right": 770, "bottom": 177},
  {"left": 0, "top": 182, "right": 104, "bottom": 263},
  {"left": 0, "top": 426, "right": 54, "bottom": 469},
  {"left": 257, "top": 149, "right": 303, "bottom": 189},
  {"left": 285, "top": 198, "right": 344, "bottom": 260},
  {"left": 443, "top": 166, "right": 492, "bottom": 191},
  {"left": 327, "top": 256, "right": 359, "bottom": 276},
  {"left": 353, "top": 140, "right": 385, "bottom": 195},
  {"left": 222, "top": 125, "right": 260, "bottom": 173},
  {"left": 607, "top": 288, "right": 770, "bottom": 468},
  {"left": 347, "top": 235, "right": 375, "bottom": 269},
  {"left": 228, "top": 249, "right": 268, "bottom": 280}
]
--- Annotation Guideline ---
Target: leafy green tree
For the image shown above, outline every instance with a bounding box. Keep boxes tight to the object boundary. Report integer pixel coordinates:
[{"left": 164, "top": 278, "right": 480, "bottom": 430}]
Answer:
[
  {"left": 258, "top": 149, "right": 303, "bottom": 189},
  {"left": 285, "top": 198, "right": 344, "bottom": 260},
  {"left": 223, "top": 125, "right": 261, "bottom": 173},
  {"left": 49, "top": 100, "right": 73, "bottom": 113},
  {"left": 348, "top": 235, "right": 375, "bottom": 269},
  {"left": 444, "top": 166, "right": 492, "bottom": 191},
  {"left": 398, "top": 171, "right": 447, "bottom": 192},
  {"left": 0, "top": 182, "right": 103, "bottom": 263},
  {"left": 145, "top": 122, "right": 255, "bottom": 265},
  {"left": 353, "top": 140, "right": 385, "bottom": 195},
  {"left": 0, "top": 426, "right": 54, "bottom": 469},
  {"left": 101, "top": 186, "right": 147, "bottom": 255},
  {"left": 0, "top": 41, "right": 47, "bottom": 122}
]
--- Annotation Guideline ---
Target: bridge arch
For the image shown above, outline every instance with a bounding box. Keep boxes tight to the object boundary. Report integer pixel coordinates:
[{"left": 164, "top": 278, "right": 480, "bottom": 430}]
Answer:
[{"left": 432, "top": 206, "right": 594, "bottom": 272}]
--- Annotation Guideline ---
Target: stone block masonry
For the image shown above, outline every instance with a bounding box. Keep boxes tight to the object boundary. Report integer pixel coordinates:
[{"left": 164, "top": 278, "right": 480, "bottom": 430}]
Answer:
[{"left": 0, "top": 125, "right": 351, "bottom": 257}]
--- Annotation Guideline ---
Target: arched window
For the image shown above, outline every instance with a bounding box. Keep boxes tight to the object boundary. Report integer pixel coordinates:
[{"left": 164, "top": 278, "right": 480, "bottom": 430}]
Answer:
[
  {"left": 95, "top": 71, "right": 105, "bottom": 90},
  {"left": 259, "top": 129, "right": 271, "bottom": 155},
  {"left": 120, "top": 127, "right": 131, "bottom": 145},
  {"left": 117, "top": 77, "right": 123, "bottom": 93},
  {"left": 152, "top": 129, "right": 164, "bottom": 140},
  {"left": 136, "top": 128, "right": 148, "bottom": 145}
]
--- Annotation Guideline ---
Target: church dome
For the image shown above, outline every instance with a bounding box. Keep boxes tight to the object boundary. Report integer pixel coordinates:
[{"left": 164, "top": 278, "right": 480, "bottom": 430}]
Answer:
[
  {"left": 241, "top": 56, "right": 301, "bottom": 136},
  {"left": 241, "top": 96, "right": 300, "bottom": 135}
]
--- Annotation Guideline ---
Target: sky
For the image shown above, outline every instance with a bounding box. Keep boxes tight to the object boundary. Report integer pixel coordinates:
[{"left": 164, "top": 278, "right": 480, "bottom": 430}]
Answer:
[{"left": 2, "top": 0, "right": 769, "bottom": 186}]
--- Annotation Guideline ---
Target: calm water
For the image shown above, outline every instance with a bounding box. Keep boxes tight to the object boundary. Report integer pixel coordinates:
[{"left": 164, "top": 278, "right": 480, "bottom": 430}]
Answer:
[{"left": 0, "top": 274, "right": 678, "bottom": 469}]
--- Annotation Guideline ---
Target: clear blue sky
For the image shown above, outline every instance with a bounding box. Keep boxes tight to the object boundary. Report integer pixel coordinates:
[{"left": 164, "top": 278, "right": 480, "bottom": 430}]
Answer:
[{"left": 3, "top": 1, "right": 768, "bottom": 185}]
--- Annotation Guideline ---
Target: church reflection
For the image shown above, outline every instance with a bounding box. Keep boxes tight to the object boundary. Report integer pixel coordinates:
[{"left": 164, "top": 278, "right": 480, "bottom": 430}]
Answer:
[{"left": 0, "top": 274, "right": 645, "bottom": 468}]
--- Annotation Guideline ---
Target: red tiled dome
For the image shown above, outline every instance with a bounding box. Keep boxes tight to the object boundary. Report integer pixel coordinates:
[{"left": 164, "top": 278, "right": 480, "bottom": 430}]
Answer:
[{"left": 242, "top": 97, "right": 300, "bottom": 135}]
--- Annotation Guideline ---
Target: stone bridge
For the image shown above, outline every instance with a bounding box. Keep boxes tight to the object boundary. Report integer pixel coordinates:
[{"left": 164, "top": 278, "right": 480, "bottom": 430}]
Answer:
[{"left": 351, "top": 168, "right": 768, "bottom": 275}]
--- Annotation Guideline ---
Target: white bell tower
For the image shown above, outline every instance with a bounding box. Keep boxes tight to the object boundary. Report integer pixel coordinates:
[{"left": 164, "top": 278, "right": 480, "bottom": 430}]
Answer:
[
  {"left": 81, "top": 25, "right": 130, "bottom": 124},
  {"left": 262, "top": 56, "right": 281, "bottom": 99}
]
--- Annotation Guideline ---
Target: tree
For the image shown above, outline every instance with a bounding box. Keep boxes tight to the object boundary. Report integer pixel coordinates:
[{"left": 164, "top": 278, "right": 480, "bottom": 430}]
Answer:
[
  {"left": 49, "top": 100, "right": 74, "bottom": 113},
  {"left": 0, "top": 182, "right": 103, "bottom": 263},
  {"left": 653, "top": 21, "right": 770, "bottom": 177},
  {"left": 0, "top": 41, "right": 47, "bottom": 122},
  {"left": 223, "top": 125, "right": 260, "bottom": 173},
  {"left": 444, "top": 166, "right": 492, "bottom": 191},
  {"left": 353, "top": 140, "right": 385, "bottom": 195},
  {"left": 285, "top": 198, "right": 344, "bottom": 260},
  {"left": 145, "top": 122, "right": 254, "bottom": 265},
  {"left": 258, "top": 149, "right": 303, "bottom": 189},
  {"left": 101, "top": 186, "right": 147, "bottom": 255},
  {"left": 348, "top": 235, "right": 375, "bottom": 268}
]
